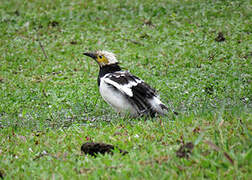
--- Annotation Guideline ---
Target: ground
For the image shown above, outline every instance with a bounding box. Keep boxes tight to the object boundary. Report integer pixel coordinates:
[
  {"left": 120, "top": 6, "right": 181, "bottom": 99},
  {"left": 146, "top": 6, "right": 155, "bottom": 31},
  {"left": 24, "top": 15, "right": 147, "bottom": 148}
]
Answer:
[{"left": 0, "top": 0, "right": 251, "bottom": 179}]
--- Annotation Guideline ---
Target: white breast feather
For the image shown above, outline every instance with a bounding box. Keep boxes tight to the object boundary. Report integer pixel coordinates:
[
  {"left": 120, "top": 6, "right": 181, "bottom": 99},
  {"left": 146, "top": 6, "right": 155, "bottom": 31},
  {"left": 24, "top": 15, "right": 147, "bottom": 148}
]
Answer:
[{"left": 99, "top": 78, "right": 138, "bottom": 116}]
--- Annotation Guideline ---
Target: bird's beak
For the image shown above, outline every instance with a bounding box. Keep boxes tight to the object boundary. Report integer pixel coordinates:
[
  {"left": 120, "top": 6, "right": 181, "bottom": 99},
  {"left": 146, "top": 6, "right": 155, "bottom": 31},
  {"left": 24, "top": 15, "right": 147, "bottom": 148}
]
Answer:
[{"left": 83, "top": 52, "right": 97, "bottom": 60}]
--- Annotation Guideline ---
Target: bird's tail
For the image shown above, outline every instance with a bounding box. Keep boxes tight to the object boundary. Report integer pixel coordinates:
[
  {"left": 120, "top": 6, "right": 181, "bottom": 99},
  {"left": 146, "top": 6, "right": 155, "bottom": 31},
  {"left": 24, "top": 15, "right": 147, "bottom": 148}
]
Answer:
[
  {"left": 149, "top": 97, "right": 168, "bottom": 115},
  {"left": 150, "top": 96, "right": 179, "bottom": 116}
]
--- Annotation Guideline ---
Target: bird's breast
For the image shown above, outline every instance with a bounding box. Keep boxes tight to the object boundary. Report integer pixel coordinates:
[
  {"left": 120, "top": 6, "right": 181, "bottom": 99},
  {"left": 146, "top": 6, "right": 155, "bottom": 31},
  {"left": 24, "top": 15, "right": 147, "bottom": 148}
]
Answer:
[{"left": 99, "top": 79, "right": 138, "bottom": 115}]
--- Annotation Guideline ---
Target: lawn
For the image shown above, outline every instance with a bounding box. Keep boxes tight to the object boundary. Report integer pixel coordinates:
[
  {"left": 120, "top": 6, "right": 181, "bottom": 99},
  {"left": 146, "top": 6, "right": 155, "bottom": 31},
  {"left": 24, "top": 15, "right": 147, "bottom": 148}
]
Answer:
[{"left": 0, "top": 0, "right": 251, "bottom": 179}]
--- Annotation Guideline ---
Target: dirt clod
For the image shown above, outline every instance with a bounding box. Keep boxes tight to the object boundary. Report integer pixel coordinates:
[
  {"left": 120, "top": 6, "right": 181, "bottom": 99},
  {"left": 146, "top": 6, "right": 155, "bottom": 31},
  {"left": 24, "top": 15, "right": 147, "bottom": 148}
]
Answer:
[
  {"left": 173, "top": 111, "right": 179, "bottom": 115},
  {"left": 143, "top": 19, "right": 155, "bottom": 27},
  {"left": 81, "top": 142, "right": 128, "bottom": 157},
  {"left": 205, "top": 85, "right": 214, "bottom": 95},
  {"left": 14, "top": 10, "right": 20, "bottom": 16},
  {"left": 215, "top": 32, "right": 225, "bottom": 42},
  {"left": 48, "top": 21, "right": 59, "bottom": 27},
  {"left": 0, "top": 169, "right": 4, "bottom": 179},
  {"left": 193, "top": 127, "right": 201, "bottom": 134},
  {"left": 243, "top": 52, "right": 252, "bottom": 59},
  {"left": 70, "top": 41, "right": 77, "bottom": 45},
  {"left": 176, "top": 142, "right": 194, "bottom": 158}
]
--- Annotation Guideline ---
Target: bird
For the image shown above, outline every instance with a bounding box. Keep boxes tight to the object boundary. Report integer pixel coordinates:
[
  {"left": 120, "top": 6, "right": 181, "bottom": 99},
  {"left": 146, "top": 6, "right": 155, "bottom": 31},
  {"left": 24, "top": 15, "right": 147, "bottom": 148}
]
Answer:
[{"left": 83, "top": 50, "right": 168, "bottom": 117}]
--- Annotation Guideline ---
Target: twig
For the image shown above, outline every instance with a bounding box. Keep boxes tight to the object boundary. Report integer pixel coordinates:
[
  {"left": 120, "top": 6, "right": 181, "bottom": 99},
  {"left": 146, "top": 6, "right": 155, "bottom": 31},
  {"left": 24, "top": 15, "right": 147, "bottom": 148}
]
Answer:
[
  {"left": 42, "top": 89, "right": 48, "bottom": 97},
  {"left": 204, "top": 140, "right": 234, "bottom": 165},
  {"left": 122, "top": 38, "right": 144, "bottom": 46},
  {"left": 33, "top": 151, "right": 59, "bottom": 161},
  {"left": 140, "top": 156, "right": 170, "bottom": 166},
  {"left": 37, "top": 38, "right": 48, "bottom": 59},
  {"left": 77, "top": 164, "right": 124, "bottom": 174}
]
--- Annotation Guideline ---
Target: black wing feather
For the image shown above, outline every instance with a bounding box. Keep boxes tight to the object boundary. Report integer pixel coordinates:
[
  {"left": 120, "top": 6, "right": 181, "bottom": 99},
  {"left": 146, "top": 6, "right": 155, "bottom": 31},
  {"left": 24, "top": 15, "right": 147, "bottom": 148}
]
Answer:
[{"left": 130, "top": 82, "right": 157, "bottom": 116}]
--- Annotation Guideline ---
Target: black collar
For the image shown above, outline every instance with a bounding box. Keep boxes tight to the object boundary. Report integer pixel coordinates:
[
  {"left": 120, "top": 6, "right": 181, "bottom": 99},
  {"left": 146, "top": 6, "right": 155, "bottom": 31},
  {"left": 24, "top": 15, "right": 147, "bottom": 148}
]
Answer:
[{"left": 98, "top": 63, "right": 121, "bottom": 86}]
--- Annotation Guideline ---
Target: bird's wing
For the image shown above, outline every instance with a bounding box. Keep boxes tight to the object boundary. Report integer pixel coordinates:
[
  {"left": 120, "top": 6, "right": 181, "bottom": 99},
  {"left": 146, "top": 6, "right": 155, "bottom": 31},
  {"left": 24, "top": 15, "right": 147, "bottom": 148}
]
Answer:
[
  {"left": 102, "top": 71, "right": 157, "bottom": 98},
  {"left": 103, "top": 71, "right": 168, "bottom": 116}
]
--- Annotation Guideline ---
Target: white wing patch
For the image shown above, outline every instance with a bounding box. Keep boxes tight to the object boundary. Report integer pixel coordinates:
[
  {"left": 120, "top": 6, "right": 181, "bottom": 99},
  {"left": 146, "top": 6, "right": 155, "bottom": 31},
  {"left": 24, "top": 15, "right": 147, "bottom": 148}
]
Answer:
[{"left": 102, "top": 72, "right": 143, "bottom": 97}]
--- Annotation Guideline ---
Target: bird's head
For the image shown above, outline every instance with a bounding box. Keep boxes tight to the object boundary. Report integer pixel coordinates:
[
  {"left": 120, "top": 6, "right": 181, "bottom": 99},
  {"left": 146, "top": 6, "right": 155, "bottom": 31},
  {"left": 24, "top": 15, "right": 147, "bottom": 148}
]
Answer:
[{"left": 83, "top": 50, "right": 118, "bottom": 67}]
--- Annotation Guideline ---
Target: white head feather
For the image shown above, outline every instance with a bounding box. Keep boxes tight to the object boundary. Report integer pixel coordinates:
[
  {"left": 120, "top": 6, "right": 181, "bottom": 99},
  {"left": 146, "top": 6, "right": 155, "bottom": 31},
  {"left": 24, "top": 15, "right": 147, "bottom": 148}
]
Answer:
[{"left": 97, "top": 50, "right": 118, "bottom": 65}]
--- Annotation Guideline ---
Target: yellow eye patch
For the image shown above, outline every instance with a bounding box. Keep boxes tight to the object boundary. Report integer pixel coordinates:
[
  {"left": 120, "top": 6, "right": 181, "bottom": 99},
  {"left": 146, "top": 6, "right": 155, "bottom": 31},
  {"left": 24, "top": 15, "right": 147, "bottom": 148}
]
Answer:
[{"left": 97, "top": 55, "right": 109, "bottom": 64}]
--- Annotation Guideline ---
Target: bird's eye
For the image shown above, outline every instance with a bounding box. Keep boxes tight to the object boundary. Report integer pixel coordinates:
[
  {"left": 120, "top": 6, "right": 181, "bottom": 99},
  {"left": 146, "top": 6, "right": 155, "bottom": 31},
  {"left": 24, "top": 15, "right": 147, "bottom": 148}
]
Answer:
[{"left": 99, "top": 55, "right": 102, "bottom": 59}]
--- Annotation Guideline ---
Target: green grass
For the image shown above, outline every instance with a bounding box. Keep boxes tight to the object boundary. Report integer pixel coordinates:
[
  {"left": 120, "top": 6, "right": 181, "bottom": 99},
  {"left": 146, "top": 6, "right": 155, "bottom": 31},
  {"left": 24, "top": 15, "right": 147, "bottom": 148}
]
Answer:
[{"left": 0, "top": 0, "right": 251, "bottom": 179}]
